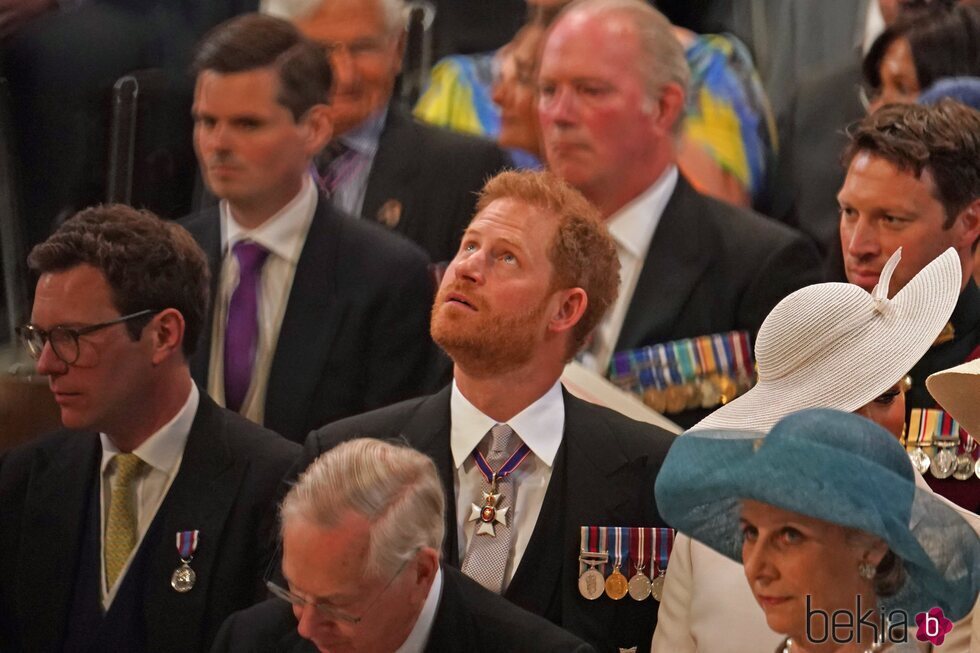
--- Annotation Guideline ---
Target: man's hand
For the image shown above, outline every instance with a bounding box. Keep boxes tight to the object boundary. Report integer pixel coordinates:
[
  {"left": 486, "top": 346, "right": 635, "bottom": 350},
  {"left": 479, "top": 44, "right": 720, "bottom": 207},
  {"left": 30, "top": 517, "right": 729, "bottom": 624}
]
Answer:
[{"left": 0, "top": 0, "right": 56, "bottom": 40}]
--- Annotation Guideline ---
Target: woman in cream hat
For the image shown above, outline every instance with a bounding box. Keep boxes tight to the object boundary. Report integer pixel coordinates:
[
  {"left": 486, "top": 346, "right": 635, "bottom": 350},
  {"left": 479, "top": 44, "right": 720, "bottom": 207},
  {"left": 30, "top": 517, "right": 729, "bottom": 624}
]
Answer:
[
  {"left": 655, "top": 408, "right": 980, "bottom": 653},
  {"left": 927, "top": 359, "right": 980, "bottom": 442},
  {"left": 653, "top": 247, "right": 967, "bottom": 653}
]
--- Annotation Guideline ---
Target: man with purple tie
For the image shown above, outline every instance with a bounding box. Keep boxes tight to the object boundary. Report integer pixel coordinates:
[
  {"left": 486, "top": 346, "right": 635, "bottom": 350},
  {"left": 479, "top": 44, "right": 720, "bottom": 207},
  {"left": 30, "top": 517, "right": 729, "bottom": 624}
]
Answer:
[{"left": 180, "top": 14, "right": 435, "bottom": 443}]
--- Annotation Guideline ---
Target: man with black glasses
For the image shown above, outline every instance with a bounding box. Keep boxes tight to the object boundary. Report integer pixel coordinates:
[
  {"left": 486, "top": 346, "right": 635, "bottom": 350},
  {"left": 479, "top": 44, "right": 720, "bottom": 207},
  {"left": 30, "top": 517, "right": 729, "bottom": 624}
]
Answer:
[{"left": 0, "top": 205, "right": 300, "bottom": 653}]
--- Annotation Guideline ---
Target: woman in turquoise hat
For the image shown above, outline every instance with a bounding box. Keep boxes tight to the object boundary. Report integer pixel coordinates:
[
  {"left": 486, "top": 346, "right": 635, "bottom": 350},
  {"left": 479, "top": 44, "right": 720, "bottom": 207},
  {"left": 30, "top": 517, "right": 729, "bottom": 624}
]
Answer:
[{"left": 655, "top": 408, "right": 980, "bottom": 653}]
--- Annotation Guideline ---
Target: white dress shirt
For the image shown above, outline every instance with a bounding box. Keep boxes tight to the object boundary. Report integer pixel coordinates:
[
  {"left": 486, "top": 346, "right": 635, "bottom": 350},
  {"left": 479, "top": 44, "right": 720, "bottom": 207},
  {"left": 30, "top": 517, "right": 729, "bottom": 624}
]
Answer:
[
  {"left": 395, "top": 567, "right": 443, "bottom": 653},
  {"left": 586, "top": 166, "right": 678, "bottom": 373},
  {"left": 451, "top": 380, "right": 564, "bottom": 590},
  {"left": 207, "top": 175, "right": 317, "bottom": 424},
  {"left": 99, "top": 383, "right": 199, "bottom": 609}
]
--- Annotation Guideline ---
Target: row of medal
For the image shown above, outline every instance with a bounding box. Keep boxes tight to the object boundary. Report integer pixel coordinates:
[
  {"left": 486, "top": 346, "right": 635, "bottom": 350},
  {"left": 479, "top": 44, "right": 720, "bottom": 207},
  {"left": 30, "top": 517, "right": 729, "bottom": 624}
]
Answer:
[
  {"left": 608, "top": 331, "right": 756, "bottom": 415},
  {"left": 578, "top": 526, "right": 674, "bottom": 602},
  {"left": 905, "top": 408, "right": 979, "bottom": 480}
]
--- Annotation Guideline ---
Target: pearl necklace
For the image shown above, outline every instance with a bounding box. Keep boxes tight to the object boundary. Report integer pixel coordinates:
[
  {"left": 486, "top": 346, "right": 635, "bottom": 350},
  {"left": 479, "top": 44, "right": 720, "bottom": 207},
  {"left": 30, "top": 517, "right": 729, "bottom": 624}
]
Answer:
[{"left": 781, "top": 635, "right": 887, "bottom": 653}]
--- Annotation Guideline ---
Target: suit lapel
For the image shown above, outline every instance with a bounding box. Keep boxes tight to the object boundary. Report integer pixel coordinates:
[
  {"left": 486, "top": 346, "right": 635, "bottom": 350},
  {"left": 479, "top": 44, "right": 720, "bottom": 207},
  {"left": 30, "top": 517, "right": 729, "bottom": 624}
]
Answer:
[
  {"left": 190, "top": 207, "right": 223, "bottom": 386},
  {"left": 616, "top": 177, "right": 715, "bottom": 350},
  {"left": 362, "top": 105, "right": 421, "bottom": 226},
  {"left": 264, "top": 198, "right": 346, "bottom": 440},
  {"left": 18, "top": 434, "right": 101, "bottom": 652},
  {"left": 144, "top": 396, "right": 244, "bottom": 651},
  {"left": 397, "top": 387, "right": 458, "bottom": 565}
]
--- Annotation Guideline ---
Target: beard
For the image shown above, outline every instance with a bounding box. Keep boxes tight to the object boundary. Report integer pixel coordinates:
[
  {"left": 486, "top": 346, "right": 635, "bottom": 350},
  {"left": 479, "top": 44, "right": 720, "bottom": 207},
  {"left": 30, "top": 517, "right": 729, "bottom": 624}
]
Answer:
[{"left": 430, "top": 284, "right": 548, "bottom": 377}]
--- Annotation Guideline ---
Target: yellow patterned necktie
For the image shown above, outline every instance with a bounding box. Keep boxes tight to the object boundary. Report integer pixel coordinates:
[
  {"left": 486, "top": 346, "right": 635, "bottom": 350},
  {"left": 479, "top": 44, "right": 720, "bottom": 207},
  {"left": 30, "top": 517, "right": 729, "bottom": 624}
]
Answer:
[{"left": 105, "top": 453, "right": 144, "bottom": 589}]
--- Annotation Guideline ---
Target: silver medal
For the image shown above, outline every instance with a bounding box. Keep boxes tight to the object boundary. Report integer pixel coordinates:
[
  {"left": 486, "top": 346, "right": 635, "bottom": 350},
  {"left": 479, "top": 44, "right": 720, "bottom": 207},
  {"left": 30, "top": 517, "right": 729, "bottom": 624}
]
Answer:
[
  {"left": 908, "top": 448, "right": 931, "bottom": 475},
  {"left": 628, "top": 572, "right": 652, "bottom": 601},
  {"left": 578, "top": 567, "right": 606, "bottom": 600},
  {"left": 953, "top": 454, "right": 975, "bottom": 481},
  {"left": 171, "top": 562, "right": 196, "bottom": 592},
  {"left": 650, "top": 573, "right": 666, "bottom": 601},
  {"left": 931, "top": 447, "right": 957, "bottom": 479}
]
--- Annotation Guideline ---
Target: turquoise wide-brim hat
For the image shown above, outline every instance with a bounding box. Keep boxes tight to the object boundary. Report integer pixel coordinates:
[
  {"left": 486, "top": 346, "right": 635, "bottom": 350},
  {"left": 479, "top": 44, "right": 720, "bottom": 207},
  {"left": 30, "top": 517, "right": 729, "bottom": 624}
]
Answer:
[{"left": 655, "top": 408, "right": 980, "bottom": 623}]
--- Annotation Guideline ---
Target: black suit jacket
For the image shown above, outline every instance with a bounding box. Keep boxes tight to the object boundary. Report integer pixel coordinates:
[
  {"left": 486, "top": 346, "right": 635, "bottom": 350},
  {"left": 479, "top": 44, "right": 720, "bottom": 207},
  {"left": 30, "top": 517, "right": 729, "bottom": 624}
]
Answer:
[
  {"left": 181, "top": 195, "right": 435, "bottom": 443},
  {"left": 616, "top": 175, "right": 823, "bottom": 353},
  {"left": 0, "top": 392, "right": 301, "bottom": 653},
  {"left": 615, "top": 177, "right": 822, "bottom": 428},
  {"left": 211, "top": 566, "right": 597, "bottom": 653},
  {"left": 360, "top": 104, "right": 509, "bottom": 263},
  {"left": 770, "top": 61, "right": 865, "bottom": 278},
  {"left": 291, "top": 386, "right": 674, "bottom": 653}
]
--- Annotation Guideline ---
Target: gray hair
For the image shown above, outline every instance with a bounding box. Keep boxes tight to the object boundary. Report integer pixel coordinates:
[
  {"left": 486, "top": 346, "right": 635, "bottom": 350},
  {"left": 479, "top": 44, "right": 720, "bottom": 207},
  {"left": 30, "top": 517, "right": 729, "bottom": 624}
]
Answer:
[
  {"left": 280, "top": 438, "right": 445, "bottom": 579},
  {"left": 265, "top": 0, "right": 407, "bottom": 34},
  {"left": 560, "top": 0, "right": 689, "bottom": 125}
]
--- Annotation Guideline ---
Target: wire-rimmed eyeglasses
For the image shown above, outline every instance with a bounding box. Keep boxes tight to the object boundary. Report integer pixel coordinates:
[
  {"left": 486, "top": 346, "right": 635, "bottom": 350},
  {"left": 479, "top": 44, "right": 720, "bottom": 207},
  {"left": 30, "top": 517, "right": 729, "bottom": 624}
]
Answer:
[
  {"left": 16, "top": 309, "right": 159, "bottom": 366},
  {"left": 266, "top": 557, "right": 411, "bottom": 625}
]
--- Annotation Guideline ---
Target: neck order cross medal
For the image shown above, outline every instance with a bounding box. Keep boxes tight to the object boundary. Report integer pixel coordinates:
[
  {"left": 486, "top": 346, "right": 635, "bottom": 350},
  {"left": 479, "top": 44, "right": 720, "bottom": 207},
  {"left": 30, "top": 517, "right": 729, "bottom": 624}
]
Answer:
[{"left": 467, "top": 443, "right": 531, "bottom": 537}]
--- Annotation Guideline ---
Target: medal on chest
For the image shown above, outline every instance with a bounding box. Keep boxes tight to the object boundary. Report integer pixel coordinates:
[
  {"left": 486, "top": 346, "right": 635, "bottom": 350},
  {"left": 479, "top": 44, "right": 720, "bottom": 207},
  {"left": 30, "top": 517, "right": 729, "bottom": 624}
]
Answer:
[
  {"left": 467, "top": 442, "right": 531, "bottom": 538},
  {"left": 171, "top": 530, "right": 200, "bottom": 593}
]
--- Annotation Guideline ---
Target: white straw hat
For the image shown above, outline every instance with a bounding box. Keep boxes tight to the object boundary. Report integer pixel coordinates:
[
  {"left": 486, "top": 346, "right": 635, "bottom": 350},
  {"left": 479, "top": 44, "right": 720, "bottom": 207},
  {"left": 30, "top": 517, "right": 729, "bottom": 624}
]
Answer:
[
  {"left": 691, "top": 247, "right": 961, "bottom": 432},
  {"left": 927, "top": 358, "right": 980, "bottom": 441}
]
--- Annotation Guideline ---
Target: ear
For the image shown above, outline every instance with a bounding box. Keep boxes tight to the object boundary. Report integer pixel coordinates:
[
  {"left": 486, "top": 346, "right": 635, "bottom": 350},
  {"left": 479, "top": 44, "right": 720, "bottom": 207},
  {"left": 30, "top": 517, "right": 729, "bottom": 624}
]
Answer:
[
  {"left": 547, "top": 287, "right": 588, "bottom": 336},
  {"left": 861, "top": 537, "right": 890, "bottom": 568},
  {"left": 300, "top": 104, "right": 334, "bottom": 158},
  {"left": 648, "top": 81, "right": 685, "bottom": 137},
  {"left": 392, "top": 28, "right": 407, "bottom": 74},
  {"left": 953, "top": 198, "right": 980, "bottom": 251},
  {"left": 149, "top": 308, "right": 185, "bottom": 366},
  {"left": 412, "top": 546, "right": 440, "bottom": 589}
]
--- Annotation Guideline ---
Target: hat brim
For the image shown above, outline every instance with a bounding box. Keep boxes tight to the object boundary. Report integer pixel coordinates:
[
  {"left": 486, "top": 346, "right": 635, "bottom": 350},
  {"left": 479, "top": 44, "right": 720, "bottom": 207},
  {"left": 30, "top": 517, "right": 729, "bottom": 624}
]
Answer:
[
  {"left": 926, "top": 358, "right": 980, "bottom": 441},
  {"left": 655, "top": 410, "right": 980, "bottom": 623},
  {"left": 691, "top": 250, "right": 961, "bottom": 432}
]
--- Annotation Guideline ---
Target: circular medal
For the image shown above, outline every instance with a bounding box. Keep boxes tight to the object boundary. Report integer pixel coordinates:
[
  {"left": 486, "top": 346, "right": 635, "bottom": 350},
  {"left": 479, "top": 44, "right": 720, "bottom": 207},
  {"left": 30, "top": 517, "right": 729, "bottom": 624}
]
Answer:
[
  {"left": 171, "top": 563, "right": 196, "bottom": 593},
  {"left": 953, "top": 454, "right": 975, "bottom": 481},
  {"left": 578, "top": 567, "right": 605, "bottom": 600},
  {"left": 650, "top": 573, "right": 666, "bottom": 601},
  {"left": 931, "top": 448, "right": 957, "bottom": 479},
  {"left": 642, "top": 388, "right": 667, "bottom": 414},
  {"left": 908, "top": 448, "right": 931, "bottom": 475},
  {"left": 975, "top": 458, "right": 980, "bottom": 480},
  {"left": 628, "top": 572, "right": 652, "bottom": 601},
  {"left": 604, "top": 568, "right": 629, "bottom": 600},
  {"left": 699, "top": 378, "right": 720, "bottom": 409},
  {"left": 683, "top": 382, "right": 701, "bottom": 410},
  {"left": 716, "top": 375, "right": 739, "bottom": 405},
  {"left": 664, "top": 386, "right": 687, "bottom": 414}
]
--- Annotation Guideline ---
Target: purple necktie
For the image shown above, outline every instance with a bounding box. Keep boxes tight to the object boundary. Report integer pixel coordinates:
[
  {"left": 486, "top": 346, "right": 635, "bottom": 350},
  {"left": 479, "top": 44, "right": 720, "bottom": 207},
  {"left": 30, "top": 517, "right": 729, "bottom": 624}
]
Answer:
[
  {"left": 224, "top": 240, "right": 269, "bottom": 413},
  {"left": 314, "top": 141, "right": 364, "bottom": 196}
]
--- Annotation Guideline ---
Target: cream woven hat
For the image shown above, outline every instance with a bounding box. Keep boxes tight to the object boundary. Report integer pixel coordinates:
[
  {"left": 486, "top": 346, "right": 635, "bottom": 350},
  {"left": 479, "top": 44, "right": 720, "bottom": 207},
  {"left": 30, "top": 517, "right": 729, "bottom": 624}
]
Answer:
[
  {"left": 927, "top": 358, "right": 980, "bottom": 441},
  {"left": 691, "top": 247, "right": 961, "bottom": 432}
]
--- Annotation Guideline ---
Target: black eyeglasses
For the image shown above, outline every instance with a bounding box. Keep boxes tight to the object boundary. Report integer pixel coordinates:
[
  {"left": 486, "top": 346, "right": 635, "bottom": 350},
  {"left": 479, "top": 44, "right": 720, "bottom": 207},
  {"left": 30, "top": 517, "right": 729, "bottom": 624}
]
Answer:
[{"left": 16, "top": 309, "right": 159, "bottom": 366}]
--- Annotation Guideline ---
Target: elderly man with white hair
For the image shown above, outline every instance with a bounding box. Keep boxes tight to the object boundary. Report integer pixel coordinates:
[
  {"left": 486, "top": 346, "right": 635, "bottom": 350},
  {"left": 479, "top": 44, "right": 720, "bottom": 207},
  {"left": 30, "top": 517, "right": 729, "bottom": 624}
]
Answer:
[
  {"left": 264, "top": 0, "right": 508, "bottom": 264},
  {"left": 211, "top": 438, "right": 596, "bottom": 652}
]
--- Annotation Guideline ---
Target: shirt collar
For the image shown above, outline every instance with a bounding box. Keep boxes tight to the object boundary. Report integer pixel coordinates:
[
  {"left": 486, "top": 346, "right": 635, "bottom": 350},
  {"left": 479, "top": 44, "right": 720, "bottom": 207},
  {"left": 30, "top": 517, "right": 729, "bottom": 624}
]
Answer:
[
  {"left": 450, "top": 380, "right": 564, "bottom": 469},
  {"left": 339, "top": 104, "right": 388, "bottom": 156},
  {"left": 220, "top": 174, "right": 317, "bottom": 265},
  {"left": 100, "top": 383, "right": 199, "bottom": 475},
  {"left": 394, "top": 567, "right": 443, "bottom": 653},
  {"left": 607, "top": 165, "right": 678, "bottom": 259}
]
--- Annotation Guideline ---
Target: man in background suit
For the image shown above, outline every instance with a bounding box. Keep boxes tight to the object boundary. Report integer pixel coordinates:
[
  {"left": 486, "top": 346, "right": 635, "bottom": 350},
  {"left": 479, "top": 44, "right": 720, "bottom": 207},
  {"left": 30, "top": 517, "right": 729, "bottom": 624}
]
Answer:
[
  {"left": 838, "top": 101, "right": 980, "bottom": 511},
  {"left": 270, "top": 0, "right": 509, "bottom": 264},
  {"left": 537, "top": 0, "right": 822, "bottom": 427},
  {"left": 0, "top": 205, "right": 299, "bottom": 652},
  {"left": 213, "top": 438, "right": 596, "bottom": 652},
  {"left": 291, "top": 169, "right": 675, "bottom": 653},
  {"left": 181, "top": 14, "right": 435, "bottom": 443}
]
